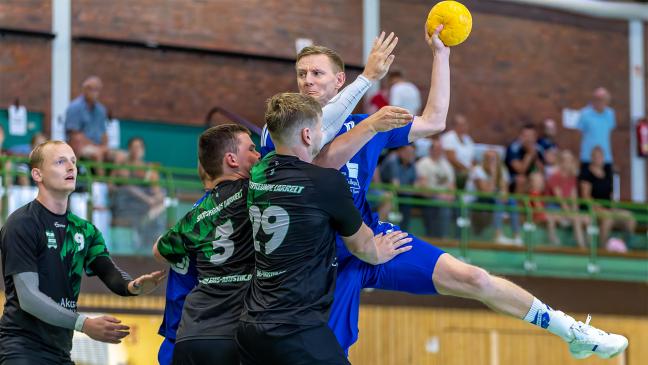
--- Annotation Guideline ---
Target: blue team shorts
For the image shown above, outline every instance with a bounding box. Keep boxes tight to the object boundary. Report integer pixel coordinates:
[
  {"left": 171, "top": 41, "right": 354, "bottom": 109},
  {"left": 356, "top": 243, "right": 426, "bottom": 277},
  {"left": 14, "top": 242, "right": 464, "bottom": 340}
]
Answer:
[
  {"left": 158, "top": 337, "right": 175, "bottom": 365},
  {"left": 329, "top": 221, "right": 446, "bottom": 352}
]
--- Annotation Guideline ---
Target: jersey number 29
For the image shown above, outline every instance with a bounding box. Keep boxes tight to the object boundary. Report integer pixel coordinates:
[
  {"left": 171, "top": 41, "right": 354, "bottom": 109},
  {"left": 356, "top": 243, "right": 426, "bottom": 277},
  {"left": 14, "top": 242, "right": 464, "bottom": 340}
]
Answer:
[{"left": 249, "top": 205, "right": 289, "bottom": 255}]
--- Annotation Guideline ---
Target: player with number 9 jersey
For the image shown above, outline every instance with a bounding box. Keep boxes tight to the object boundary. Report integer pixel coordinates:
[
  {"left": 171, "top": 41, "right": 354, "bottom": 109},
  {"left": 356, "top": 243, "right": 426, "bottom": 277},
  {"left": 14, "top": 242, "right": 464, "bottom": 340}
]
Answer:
[{"left": 238, "top": 151, "right": 362, "bottom": 365}]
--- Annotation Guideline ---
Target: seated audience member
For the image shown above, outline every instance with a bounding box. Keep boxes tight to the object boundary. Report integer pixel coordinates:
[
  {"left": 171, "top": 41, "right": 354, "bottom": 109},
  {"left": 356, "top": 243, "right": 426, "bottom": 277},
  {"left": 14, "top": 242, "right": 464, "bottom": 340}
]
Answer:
[
  {"left": 16, "top": 133, "right": 48, "bottom": 187},
  {"left": 64, "top": 76, "right": 121, "bottom": 175},
  {"left": 538, "top": 118, "right": 558, "bottom": 151},
  {"left": 528, "top": 172, "right": 577, "bottom": 247},
  {"left": 546, "top": 150, "right": 590, "bottom": 248},
  {"left": 415, "top": 136, "right": 455, "bottom": 238},
  {"left": 543, "top": 147, "right": 559, "bottom": 177},
  {"left": 467, "top": 150, "right": 521, "bottom": 245},
  {"left": 111, "top": 137, "right": 166, "bottom": 251},
  {"left": 440, "top": 114, "right": 475, "bottom": 189},
  {"left": 505, "top": 123, "right": 545, "bottom": 195},
  {"left": 380, "top": 144, "right": 417, "bottom": 231},
  {"left": 579, "top": 146, "right": 636, "bottom": 249}
]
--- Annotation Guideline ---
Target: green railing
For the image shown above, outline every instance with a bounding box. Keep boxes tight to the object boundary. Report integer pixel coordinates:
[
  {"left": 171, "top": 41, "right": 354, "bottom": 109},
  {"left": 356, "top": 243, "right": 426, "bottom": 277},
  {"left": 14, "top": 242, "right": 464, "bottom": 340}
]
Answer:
[
  {"left": 1, "top": 156, "right": 645, "bottom": 282},
  {"left": 367, "top": 183, "right": 648, "bottom": 281}
]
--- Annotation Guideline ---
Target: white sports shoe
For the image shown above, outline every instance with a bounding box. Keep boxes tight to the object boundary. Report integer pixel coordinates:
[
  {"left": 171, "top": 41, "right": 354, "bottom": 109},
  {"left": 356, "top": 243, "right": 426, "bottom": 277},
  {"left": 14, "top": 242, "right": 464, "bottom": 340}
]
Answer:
[{"left": 568, "top": 315, "right": 628, "bottom": 359}]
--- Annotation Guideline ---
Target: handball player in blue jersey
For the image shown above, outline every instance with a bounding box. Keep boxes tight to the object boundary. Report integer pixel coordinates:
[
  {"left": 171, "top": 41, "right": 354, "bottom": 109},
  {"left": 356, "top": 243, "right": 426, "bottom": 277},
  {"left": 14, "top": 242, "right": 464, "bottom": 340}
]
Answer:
[{"left": 260, "top": 26, "right": 628, "bottom": 360}]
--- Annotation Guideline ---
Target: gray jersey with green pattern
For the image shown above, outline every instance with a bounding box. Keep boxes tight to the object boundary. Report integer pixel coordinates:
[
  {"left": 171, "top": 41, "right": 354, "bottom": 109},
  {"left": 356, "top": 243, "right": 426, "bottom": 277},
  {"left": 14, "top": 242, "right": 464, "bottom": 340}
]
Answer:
[
  {"left": 0, "top": 200, "right": 110, "bottom": 358},
  {"left": 157, "top": 178, "right": 254, "bottom": 341},
  {"left": 242, "top": 152, "right": 363, "bottom": 332}
]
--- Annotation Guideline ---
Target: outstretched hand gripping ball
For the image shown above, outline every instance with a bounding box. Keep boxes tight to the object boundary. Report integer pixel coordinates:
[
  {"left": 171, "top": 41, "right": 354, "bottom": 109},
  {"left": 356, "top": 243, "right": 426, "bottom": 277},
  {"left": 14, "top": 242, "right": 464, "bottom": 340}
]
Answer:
[{"left": 426, "top": 1, "right": 472, "bottom": 46}]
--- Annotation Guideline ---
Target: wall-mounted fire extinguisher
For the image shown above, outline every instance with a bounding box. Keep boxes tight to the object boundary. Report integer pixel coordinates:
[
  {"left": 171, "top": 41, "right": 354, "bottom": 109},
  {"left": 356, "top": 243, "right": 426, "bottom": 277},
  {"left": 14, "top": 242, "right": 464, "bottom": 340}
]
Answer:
[{"left": 637, "top": 118, "right": 648, "bottom": 157}]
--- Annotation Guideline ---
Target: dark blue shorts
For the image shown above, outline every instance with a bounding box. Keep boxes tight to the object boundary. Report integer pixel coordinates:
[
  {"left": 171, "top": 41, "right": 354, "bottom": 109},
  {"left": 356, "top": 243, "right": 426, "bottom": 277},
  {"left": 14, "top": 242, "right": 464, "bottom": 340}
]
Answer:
[
  {"left": 329, "top": 221, "right": 446, "bottom": 352},
  {"left": 158, "top": 337, "right": 175, "bottom": 365}
]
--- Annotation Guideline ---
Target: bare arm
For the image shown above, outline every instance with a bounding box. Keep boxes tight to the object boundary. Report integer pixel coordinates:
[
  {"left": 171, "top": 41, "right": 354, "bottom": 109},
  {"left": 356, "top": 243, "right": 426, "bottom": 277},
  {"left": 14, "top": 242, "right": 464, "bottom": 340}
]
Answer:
[
  {"left": 445, "top": 149, "right": 466, "bottom": 172},
  {"left": 579, "top": 180, "right": 592, "bottom": 200},
  {"left": 551, "top": 186, "right": 571, "bottom": 212},
  {"left": 475, "top": 178, "right": 495, "bottom": 193},
  {"left": 341, "top": 223, "right": 412, "bottom": 265},
  {"left": 152, "top": 239, "right": 167, "bottom": 264},
  {"left": 409, "top": 25, "right": 451, "bottom": 142},
  {"left": 313, "top": 106, "right": 412, "bottom": 169},
  {"left": 510, "top": 152, "right": 537, "bottom": 175}
]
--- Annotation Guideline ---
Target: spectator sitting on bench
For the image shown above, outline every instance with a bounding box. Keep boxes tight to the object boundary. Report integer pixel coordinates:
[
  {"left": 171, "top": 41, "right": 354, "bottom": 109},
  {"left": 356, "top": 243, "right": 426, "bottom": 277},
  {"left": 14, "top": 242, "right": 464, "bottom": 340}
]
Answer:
[
  {"left": 111, "top": 137, "right": 165, "bottom": 252},
  {"left": 65, "top": 76, "right": 123, "bottom": 176}
]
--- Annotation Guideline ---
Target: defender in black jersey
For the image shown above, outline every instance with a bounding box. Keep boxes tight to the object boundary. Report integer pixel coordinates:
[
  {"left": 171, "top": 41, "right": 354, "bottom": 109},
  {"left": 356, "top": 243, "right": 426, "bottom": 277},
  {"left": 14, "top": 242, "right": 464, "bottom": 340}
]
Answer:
[
  {"left": 236, "top": 93, "right": 412, "bottom": 365},
  {"left": 0, "top": 141, "right": 165, "bottom": 364},
  {"left": 153, "top": 124, "right": 261, "bottom": 365}
]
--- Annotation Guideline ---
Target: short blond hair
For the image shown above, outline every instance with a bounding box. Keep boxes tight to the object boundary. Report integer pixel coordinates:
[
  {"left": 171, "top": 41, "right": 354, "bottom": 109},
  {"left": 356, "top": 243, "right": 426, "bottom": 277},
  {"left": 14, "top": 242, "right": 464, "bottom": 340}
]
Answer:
[
  {"left": 29, "top": 140, "right": 68, "bottom": 169},
  {"left": 296, "top": 46, "right": 345, "bottom": 73},
  {"left": 265, "top": 93, "right": 322, "bottom": 144}
]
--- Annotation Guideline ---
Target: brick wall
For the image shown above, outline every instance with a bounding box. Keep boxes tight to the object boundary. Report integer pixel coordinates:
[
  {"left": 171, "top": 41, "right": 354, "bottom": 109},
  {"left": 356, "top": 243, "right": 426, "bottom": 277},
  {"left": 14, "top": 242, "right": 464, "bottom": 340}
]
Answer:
[
  {"left": 72, "top": 0, "right": 363, "bottom": 64},
  {"left": 72, "top": 43, "right": 301, "bottom": 126},
  {"left": 0, "top": 0, "right": 51, "bottom": 31},
  {"left": 0, "top": 36, "right": 51, "bottom": 127}
]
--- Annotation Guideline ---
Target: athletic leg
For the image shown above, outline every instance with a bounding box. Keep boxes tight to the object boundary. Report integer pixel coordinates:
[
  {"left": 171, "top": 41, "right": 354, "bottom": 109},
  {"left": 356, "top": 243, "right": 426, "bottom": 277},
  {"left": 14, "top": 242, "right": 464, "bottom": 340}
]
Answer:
[{"left": 432, "top": 253, "right": 628, "bottom": 359}]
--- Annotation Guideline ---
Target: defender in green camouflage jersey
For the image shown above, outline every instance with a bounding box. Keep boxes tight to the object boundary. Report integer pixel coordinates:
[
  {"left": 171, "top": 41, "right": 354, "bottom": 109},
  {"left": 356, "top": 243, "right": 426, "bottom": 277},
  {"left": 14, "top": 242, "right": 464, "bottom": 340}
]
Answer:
[
  {"left": 0, "top": 141, "right": 165, "bottom": 364},
  {"left": 154, "top": 124, "right": 260, "bottom": 365}
]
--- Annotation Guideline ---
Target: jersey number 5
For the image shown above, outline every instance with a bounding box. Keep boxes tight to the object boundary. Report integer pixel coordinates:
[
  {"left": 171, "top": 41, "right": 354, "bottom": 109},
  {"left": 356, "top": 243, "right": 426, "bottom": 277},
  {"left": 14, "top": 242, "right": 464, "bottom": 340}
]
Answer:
[
  {"left": 210, "top": 220, "right": 235, "bottom": 265},
  {"left": 249, "top": 205, "right": 289, "bottom": 255}
]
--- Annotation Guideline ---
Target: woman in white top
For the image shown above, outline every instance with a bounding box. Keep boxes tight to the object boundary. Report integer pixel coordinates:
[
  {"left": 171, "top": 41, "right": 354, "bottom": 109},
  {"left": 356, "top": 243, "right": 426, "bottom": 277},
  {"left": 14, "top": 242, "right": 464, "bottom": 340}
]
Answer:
[
  {"left": 415, "top": 137, "right": 455, "bottom": 238},
  {"left": 467, "top": 149, "right": 521, "bottom": 245}
]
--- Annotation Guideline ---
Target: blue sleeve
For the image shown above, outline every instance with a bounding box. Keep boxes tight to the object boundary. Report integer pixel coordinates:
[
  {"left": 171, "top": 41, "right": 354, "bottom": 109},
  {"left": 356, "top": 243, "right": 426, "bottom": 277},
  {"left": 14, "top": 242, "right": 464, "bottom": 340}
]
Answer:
[
  {"left": 384, "top": 123, "right": 413, "bottom": 149},
  {"left": 260, "top": 124, "right": 275, "bottom": 157},
  {"left": 610, "top": 109, "right": 616, "bottom": 129}
]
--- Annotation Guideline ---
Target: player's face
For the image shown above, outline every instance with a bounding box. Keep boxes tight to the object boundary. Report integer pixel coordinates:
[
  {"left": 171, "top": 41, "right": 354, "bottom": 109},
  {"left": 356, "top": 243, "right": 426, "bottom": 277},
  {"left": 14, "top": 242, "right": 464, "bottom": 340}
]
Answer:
[
  {"left": 35, "top": 144, "right": 77, "bottom": 194},
  {"left": 296, "top": 54, "right": 344, "bottom": 106},
  {"left": 235, "top": 133, "right": 260, "bottom": 177}
]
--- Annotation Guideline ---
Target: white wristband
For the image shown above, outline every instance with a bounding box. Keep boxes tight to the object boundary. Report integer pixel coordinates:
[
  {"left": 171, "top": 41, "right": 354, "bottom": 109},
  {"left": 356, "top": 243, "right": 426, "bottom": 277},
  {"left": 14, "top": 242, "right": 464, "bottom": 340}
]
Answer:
[{"left": 75, "top": 314, "right": 88, "bottom": 332}]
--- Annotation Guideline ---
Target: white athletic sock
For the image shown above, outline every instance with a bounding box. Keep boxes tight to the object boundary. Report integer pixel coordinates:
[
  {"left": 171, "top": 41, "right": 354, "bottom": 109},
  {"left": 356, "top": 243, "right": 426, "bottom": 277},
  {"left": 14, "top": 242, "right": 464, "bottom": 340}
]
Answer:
[{"left": 523, "top": 297, "right": 576, "bottom": 342}]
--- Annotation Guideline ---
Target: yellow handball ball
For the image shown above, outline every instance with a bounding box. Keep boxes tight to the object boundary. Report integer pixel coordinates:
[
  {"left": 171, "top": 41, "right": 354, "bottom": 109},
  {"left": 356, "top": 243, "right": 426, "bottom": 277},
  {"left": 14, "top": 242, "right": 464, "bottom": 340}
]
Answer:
[{"left": 426, "top": 1, "right": 472, "bottom": 46}]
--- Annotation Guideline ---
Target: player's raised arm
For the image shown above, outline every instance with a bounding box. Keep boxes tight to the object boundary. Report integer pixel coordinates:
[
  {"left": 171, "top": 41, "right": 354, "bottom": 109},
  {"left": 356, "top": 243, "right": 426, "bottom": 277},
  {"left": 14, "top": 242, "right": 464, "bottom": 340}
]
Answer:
[
  {"left": 309, "top": 32, "right": 399, "bottom": 147},
  {"left": 408, "top": 24, "right": 451, "bottom": 142}
]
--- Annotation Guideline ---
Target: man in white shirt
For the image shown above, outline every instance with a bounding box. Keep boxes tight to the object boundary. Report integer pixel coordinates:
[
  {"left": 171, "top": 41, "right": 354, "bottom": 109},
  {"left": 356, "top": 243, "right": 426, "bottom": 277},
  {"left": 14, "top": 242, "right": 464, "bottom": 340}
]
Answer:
[
  {"left": 440, "top": 114, "right": 475, "bottom": 189},
  {"left": 415, "top": 136, "right": 455, "bottom": 238},
  {"left": 388, "top": 69, "right": 426, "bottom": 158}
]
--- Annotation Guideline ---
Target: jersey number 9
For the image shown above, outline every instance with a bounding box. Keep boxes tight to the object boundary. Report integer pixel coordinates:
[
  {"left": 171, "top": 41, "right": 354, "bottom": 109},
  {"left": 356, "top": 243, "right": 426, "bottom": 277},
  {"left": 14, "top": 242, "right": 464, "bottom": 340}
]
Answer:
[{"left": 249, "top": 205, "right": 290, "bottom": 255}]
